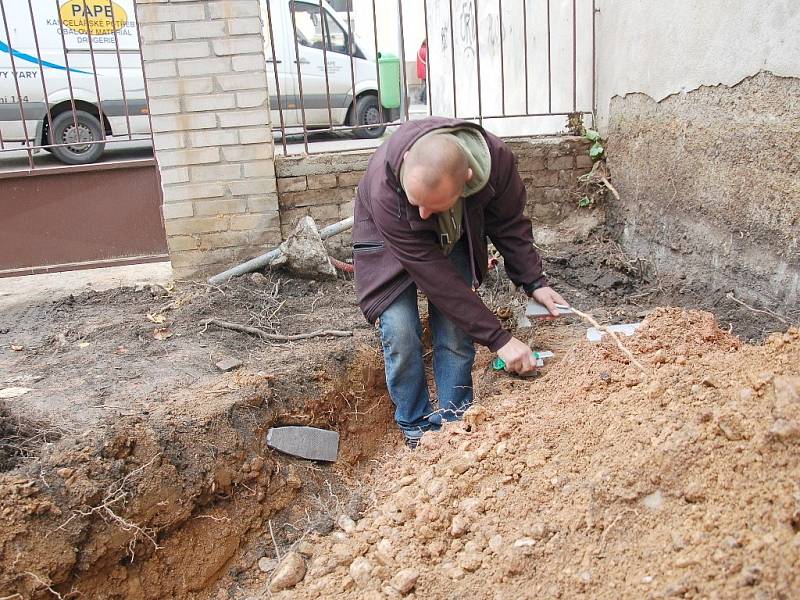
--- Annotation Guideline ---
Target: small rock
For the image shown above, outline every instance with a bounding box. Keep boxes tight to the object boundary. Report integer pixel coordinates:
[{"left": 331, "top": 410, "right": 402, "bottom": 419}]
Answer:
[
  {"left": 269, "top": 552, "right": 306, "bottom": 592},
  {"left": 249, "top": 272, "right": 269, "bottom": 285},
  {"left": 296, "top": 540, "right": 315, "bottom": 557},
  {"left": 512, "top": 538, "right": 537, "bottom": 556},
  {"left": 349, "top": 556, "right": 373, "bottom": 588},
  {"left": 441, "top": 562, "right": 465, "bottom": 580},
  {"left": 643, "top": 490, "right": 664, "bottom": 511},
  {"left": 389, "top": 568, "right": 419, "bottom": 594},
  {"left": 488, "top": 534, "right": 504, "bottom": 554},
  {"left": 258, "top": 557, "right": 278, "bottom": 573},
  {"left": 682, "top": 484, "right": 705, "bottom": 503},
  {"left": 450, "top": 514, "right": 469, "bottom": 537},
  {"left": 463, "top": 404, "right": 489, "bottom": 430},
  {"left": 770, "top": 419, "right": 800, "bottom": 442},
  {"left": 457, "top": 551, "right": 483, "bottom": 572},
  {"left": 578, "top": 570, "right": 591, "bottom": 583},
  {"left": 0, "top": 387, "right": 32, "bottom": 399},
  {"left": 449, "top": 454, "right": 475, "bottom": 475},
  {"left": 527, "top": 522, "right": 548, "bottom": 540},
  {"left": 741, "top": 565, "right": 762, "bottom": 586},
  {"left": 337, "top": 514, "right": 356, "bottom": 533},
  {"left": 375, "top": 538, "right": 394, "bottom": 565},
  {"left": 215, "top": 358, "right": 243, "bottom": 372},
  {"left": 641, "top": 575, "right": 654, "bottom": 584}
]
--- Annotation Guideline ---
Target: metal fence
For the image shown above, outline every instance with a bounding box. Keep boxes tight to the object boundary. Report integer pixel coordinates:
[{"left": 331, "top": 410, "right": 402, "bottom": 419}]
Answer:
[
  {"left": 0, "top": 0, "right": 153, "bottom": 172},
  {"left": 265, "top": 0, "right": 596, "bottom": 155}
]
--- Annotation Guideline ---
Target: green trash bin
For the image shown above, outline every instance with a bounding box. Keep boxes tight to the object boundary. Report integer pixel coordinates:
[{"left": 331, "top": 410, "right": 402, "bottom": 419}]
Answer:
[{"left": 377, "top": 52, "right": 401, "bottom": 109}]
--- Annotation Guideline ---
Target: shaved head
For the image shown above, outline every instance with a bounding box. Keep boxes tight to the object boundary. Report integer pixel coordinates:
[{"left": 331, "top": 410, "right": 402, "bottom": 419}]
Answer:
[{"left": 403, "top": 135, "right": 472, "bottom": 219}]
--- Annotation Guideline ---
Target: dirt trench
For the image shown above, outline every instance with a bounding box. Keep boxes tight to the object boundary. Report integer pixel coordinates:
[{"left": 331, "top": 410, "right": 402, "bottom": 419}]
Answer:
[
  {"left": 1, "top": 225, "right": 796, "bottom": 599},
  {"left": 0, "top": 275, "right": 400, "bottom": 599}
]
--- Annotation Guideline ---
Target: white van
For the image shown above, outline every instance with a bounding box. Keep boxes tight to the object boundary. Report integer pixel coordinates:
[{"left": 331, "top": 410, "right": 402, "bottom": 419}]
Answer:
[
  {"left": 0, "top": 0, "right": 149, "bottom": 165},
  {"left": 264, "top": 0, "right": 392, "bottom": 139},
  {"left": 0, "top": 0, "right": 389, "bottom": 166}
]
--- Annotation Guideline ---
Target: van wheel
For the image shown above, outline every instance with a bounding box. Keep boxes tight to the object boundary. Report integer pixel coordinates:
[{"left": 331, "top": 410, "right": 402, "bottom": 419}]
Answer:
[
  {"left": 49, "top": 110, "right": 105, "bottom": 165},
  {"left": 351, "top": 95, "right": 386, "bottom": 139}
]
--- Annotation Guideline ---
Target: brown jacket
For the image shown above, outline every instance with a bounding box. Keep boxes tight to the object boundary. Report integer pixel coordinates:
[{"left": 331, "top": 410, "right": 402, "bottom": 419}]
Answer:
[{"left": 352, "top": 118, "right": 548, "bottom": 351}]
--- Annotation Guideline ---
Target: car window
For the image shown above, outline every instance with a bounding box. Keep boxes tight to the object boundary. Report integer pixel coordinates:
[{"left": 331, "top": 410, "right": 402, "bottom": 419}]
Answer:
[{"left": 290, "top": 2, "right": 350, "bottom": 55}]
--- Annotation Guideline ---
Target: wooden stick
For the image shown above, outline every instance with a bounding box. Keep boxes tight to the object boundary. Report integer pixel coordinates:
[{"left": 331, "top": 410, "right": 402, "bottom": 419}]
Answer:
[
  {"left": 725, "top": 292, "right": 790, "bottom": 325},
  {"left": 567, "top": 306, "right": 649, "bottom": 374},
  {"left": 600, "top": 176, "right": 621, "bottom": 201},
  {"left": 201, "top": 318, "right": 352, "bottom": 342}
]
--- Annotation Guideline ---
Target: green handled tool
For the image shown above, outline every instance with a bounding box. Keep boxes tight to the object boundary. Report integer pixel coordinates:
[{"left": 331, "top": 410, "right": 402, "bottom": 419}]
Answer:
[{"left": 492, "top": 351, "right": 554, "bottom": 371}]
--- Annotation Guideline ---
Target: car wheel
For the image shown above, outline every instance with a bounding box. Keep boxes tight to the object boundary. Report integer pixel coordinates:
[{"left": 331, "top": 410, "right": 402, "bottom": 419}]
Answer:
[
  {"left": 351, "top": 94, "right": 386, "bottom": 139},
  {"left": 49, "top": 110, "right": 105, "bottom": 165}
]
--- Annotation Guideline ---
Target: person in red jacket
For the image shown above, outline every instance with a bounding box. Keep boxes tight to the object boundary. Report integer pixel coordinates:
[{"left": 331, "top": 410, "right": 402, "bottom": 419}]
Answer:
[
  {"left": 353, "top": 117, "right": 567, "bottom": 446},
  {"left": 416, "top": 39, "right": 428, "bottom": 104}
]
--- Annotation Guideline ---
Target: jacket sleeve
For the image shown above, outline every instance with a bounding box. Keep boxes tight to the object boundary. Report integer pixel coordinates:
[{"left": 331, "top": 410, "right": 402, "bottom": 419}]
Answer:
[
  {"left": 484, "top": 141, "right": 549, "bottom": 293},
  {"left": 372, "top": 190, "right": 513, "bottom": 351}
]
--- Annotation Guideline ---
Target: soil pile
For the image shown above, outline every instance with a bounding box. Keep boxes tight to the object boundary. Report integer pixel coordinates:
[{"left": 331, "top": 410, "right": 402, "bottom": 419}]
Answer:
[{"left": 274, "top": 308, "right": 800, "bottom": 599}]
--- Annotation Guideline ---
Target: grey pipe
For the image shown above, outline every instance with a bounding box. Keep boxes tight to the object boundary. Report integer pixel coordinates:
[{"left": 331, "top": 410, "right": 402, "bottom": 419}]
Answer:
[{"left": 207, "top": 216, "right": 354, "bottom": 286}]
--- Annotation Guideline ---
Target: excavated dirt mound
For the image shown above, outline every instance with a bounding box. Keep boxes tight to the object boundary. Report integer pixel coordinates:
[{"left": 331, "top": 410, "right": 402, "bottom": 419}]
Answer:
[{"left": 265, "top": 309, "right": 800, "bottom": 599}]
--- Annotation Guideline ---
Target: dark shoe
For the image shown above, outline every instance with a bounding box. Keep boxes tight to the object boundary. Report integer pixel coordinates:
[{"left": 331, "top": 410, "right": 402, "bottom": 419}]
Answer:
[{"left": 404, "top": 436, "right": 421, "bottom": 449}]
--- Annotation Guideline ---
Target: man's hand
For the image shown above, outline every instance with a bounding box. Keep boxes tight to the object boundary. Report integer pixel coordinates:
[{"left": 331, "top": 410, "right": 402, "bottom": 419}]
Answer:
[
  {"left": 497, "top": 336, "right": 537, "bottom": 375},
  {"left": 530, "top": 286, "right": 569, "bottom": 318}
]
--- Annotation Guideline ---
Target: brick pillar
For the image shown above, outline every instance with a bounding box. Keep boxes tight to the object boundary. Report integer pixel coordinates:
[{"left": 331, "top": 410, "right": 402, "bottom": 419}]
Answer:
[{"left": 135, "top": 0, "right": 279, "bottom": 279}]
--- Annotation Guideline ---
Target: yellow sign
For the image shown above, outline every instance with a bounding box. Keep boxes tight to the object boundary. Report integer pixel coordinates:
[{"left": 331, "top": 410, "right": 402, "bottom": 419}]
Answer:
[{"left": 59, "top": 1, "right": 129, "bottom": 36}]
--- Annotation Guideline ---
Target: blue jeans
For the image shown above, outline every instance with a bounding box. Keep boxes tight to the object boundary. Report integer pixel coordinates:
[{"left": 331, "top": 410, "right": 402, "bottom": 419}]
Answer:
[{"left": 378, "top": 240, "right": 476, "bottom": 440}]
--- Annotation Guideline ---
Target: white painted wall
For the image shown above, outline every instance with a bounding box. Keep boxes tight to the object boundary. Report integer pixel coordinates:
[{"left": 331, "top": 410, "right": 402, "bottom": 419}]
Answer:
[
  {"left": 426, "top": 0, "right": 594, "bottom": 137},
  {"left": 595, "top": 0, "right": 800, "bottom": 131}
]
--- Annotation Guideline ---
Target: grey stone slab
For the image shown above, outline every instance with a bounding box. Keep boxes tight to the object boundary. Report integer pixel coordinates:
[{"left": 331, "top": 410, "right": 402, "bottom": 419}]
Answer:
[
  {"left": 267, "top": 426, "right": 339, "bottom": 462},
  {"left": 525, "top": 300, "right": 574, "bottom": 318},
  {"left": 216, "top": 358, "right": 243, "bottom": 372}
]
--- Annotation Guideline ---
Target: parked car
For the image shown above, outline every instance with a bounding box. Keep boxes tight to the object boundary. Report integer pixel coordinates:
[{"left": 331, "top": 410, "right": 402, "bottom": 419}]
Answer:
[
  {"left": 266, "top": 0, "right": 395, "bottom": 139},
  {"left": 0, "top": 0, "right": 149, "bottom": 165}
]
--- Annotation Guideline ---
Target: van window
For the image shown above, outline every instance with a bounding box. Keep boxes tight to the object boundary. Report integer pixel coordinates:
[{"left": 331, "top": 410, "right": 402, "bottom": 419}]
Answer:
[{"left": 290, "top": 1, "right": 350, "bottom": 55}]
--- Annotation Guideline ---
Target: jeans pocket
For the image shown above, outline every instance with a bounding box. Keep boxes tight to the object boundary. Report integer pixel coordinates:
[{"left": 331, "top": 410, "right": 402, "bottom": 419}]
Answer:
[{"left": 353, "top": 241, "right": 384, "bottom": 254}]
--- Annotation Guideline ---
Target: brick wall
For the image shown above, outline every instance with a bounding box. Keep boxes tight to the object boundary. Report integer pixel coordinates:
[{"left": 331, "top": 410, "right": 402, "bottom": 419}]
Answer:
[
  {"left": 136, "top": 0, "right": 279, "bottom": 279},
  {"left": 274, "top": 136, "right": 591, "bottom": 254}
]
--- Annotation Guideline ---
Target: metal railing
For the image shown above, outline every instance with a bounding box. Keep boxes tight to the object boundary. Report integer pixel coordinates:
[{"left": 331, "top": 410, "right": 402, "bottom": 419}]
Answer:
[
  {"left": 265, "top": 0, "right": 596, "bottom": 155},
  {"left": 0, "top": 0, "right": 153, "bottom": 172}
]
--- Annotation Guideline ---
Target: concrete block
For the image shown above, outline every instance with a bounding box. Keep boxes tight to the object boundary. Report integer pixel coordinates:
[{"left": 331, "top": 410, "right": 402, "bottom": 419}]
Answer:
[
  {"left": 242, "top": 159, "right": 276, "bottom": 178},
  {"left": 184, "top": 93, "right": 236, "bottom": 113},
  {"left": 208, "top": 1, "right": 261, "bottom": 19},
  {"left": 190, "top": 163, "right": 242, "bottom": 183},
  {"left": 524, "top": 170, "right": 558, "bottom": 187},
  {"left": 218, "top": 109, "right": 270, "bottom": 128},
  {"left": 307, "top": 174, "right": 337, "bottom": 190},
  {"left": 216, "top": 72, "right": 268, "bottom": 92},
  {"left": 138, "top": 4, "right": 206, "bottom": 23},
  {"left": 174, "top": 20, "right": 226, "bottom": 40},
  {"left": 167, "top": 235, "right": 199, "bottom": 252},
  {"left": 151, "top": 112, "right": 216, "bottom": 133},
  {"left": 153, "top": 132, "right": 184, "bottom": 151},
  {"left": 222, "top": 145, "right": 273, "bottom": 162},
  {"left": 148, "top": 97, "right": 181, "bottom": 115},
  {"left": 160, "top": 167, "right": 190, "bottom": 185},
  {"left": 547, "top": 155, "right": 574, "bottom": 170},
  {"left": 142, "top": 41, "right": 209, "bottom": 62},
  {"left": 576, "top": 154, "right": 594, "bottom": 169},
  {"left": 199, "top": 230, "right": 251, "bottom": 249},
  {"left": 227, "top": 17, "right": 262, "bottom": 35},
  {"left": 187, "top": 129, "right": 239, "bottom": 147},
  {"left": 162, "top": 202, "right": 194, "bottom": 220},
  {"left": 229, "top": 178, "right": 278, "bottom": 196},
  {"left": 164, "top": 182, "right": 225, "bottom": 203},
  {"left": 165, "top": 215, "right": 229, "bottom": 236},
  {"left": 178, "top": 57, "right": 231, "bottom": 77},
  {"left": 336, "top": 170, "right": 365, "bottom": 186},
  {"left": 271, "top": 155, "right": 300, "bottom": 183},
  {"left": 309, "top": 204, "right": 340, "bottom": 221},
  {"left": 516, "top": 156, "right": 546, "bottom": 172},
  {"left": 238, "top": 127, "right": 272, "bottom": 145},
  {"left": 144, "top": 60, "right": 177, "bottom": 80},
  {"left": 245, "top": 195, "right": 280, "bottom": 212},
  {"left": 236, "top": 90, "right": 268, "bottom": 109},
  {"left": 232, "top": 54, "right": 268, "bottom": 72},
  {"left": 139, "top": 24, "right": 173, "bottom": 43},
  {"left": 229, "top": 212, "right": 280, "bottom": 231},
  {"left": 267, "top": 426, "right": 339, "bottom": 462},
  {"left": 193, "top": 198, "right": 248, "bottom": 217},
  {"left": 157, "top": 146, "right": 220, "bottom": 168},
  {"left": 147, "top": 77, "right": 214, "bottom": 98},
  {"left": 213, "top": 37, "right": 263, "bottom": 56}
]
